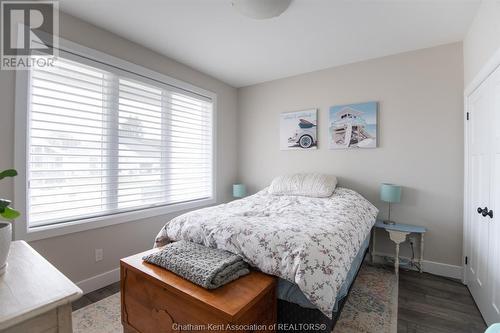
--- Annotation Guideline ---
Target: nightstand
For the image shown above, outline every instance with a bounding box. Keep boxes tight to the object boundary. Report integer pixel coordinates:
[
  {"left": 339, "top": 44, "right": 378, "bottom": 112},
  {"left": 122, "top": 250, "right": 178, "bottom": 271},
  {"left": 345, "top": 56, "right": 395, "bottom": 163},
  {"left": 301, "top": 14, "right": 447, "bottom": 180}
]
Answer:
[
  {"left": 371, "top": 220, "right": 427, "bottom": 274},
  {"left": 0, "top": 241, "right": 82, "bottom": 332}
]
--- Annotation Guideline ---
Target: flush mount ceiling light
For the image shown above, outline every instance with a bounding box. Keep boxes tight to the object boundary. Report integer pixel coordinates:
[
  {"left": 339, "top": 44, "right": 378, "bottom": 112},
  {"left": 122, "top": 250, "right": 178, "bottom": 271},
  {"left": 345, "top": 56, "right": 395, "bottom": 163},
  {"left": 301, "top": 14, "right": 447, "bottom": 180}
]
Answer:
[{"left": 231, "top": 0, "right": 292, "bottom": 19}]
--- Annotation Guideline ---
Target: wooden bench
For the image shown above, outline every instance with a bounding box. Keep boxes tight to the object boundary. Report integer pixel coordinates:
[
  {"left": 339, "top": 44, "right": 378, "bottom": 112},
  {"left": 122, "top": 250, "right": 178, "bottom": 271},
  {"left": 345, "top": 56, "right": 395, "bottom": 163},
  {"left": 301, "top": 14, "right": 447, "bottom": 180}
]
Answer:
[{"left": 120, "top": 248, "right": 277, "bottom": 333}]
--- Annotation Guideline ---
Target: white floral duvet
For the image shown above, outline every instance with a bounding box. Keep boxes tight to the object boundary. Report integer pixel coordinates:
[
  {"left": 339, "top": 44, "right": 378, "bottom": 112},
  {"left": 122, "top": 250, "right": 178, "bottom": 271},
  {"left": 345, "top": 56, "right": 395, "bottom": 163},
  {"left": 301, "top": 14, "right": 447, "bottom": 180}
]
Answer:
[{"left": 154, "top": 187, "right": 378, "bottom": 318}]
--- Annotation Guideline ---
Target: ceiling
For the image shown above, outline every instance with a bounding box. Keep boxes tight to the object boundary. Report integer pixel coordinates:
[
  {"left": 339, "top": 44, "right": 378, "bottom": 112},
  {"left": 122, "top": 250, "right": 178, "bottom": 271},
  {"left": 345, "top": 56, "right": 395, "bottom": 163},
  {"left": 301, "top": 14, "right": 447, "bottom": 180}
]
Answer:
[{"left": 58, "top": 0, "right": 480, "bottom": 87}]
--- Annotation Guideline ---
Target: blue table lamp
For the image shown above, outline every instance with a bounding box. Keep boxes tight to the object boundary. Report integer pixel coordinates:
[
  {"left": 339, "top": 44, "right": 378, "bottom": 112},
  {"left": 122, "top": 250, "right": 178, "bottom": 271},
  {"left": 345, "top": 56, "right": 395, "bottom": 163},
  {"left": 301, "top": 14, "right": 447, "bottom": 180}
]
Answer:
[
  {"left": 380, "top": 183, "right": 401, "bottom": 225},
  {"left": 485, "top": 323, "right": 500, "bottom": 333},
  {"left": 233, "top": 184, "right": 247, "bottom": 198}
]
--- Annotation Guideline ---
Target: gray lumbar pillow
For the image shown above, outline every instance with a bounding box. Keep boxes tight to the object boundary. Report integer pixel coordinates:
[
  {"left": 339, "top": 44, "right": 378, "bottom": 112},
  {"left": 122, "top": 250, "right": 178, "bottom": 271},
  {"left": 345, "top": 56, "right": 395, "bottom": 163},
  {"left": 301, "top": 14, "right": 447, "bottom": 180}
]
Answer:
[{"left": 269, "top": 173, "right": 337, "bottom": 198}]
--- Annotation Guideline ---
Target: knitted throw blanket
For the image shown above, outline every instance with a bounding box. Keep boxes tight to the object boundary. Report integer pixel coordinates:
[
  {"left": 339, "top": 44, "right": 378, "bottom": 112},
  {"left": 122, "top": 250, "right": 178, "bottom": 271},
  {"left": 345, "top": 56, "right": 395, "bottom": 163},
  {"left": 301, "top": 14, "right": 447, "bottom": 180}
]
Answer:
[{"left": 142, "top": 240, "right": 250, "bottom": 289}]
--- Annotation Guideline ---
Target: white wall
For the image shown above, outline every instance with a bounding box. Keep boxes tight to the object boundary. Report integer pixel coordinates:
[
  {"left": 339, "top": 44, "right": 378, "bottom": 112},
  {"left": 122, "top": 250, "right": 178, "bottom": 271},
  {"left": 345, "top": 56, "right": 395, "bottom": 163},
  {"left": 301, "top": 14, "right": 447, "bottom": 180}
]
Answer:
[
  {"left": 0, "top": 13, "right": 238, "bottom": 285},
  {"left": 464, "top": 0, "right": 500, "bottom": 86},
  {"left": 237, "top": 43, "right": 464, "bottom": 268}
]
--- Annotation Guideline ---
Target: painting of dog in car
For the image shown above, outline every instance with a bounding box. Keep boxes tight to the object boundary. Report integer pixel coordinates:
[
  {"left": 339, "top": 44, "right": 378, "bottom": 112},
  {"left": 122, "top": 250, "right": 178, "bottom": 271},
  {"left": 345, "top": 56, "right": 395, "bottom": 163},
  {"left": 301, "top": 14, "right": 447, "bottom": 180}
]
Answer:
[{"left": 280, "top": 109, "right": 317, "bottom": 150}]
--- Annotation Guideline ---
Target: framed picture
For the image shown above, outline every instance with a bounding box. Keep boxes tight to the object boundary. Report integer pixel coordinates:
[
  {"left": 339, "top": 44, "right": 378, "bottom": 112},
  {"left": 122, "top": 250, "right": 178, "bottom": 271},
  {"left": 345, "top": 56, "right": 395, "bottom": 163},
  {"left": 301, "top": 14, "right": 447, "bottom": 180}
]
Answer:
[
  {"left": 280, "top": 109, "right": 317, "bottom": 150},
  {"left": 328, "top": 101, "right": 378, "bottom": 149}
]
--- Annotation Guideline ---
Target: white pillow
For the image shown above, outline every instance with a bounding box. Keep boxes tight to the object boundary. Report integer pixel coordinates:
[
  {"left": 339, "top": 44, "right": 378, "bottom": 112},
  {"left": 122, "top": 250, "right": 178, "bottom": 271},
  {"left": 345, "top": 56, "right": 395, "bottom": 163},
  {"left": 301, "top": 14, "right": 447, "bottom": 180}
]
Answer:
[{"left": 269, "top": 173, "right": 337, "bottom": 198}]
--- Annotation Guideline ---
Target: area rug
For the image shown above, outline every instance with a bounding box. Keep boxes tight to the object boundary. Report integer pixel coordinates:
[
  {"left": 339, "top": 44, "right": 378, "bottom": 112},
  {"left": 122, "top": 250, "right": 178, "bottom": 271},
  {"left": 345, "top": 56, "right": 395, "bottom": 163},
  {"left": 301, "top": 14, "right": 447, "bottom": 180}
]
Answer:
[
  {"left": 333, "top": 264, "right": 398, "bottom": 333},
  {"left": 73, "top": 264, "right": 397, "bottom": 333},
  {"left": 73, "top": 292, "right": 122, "bottom": 333}
]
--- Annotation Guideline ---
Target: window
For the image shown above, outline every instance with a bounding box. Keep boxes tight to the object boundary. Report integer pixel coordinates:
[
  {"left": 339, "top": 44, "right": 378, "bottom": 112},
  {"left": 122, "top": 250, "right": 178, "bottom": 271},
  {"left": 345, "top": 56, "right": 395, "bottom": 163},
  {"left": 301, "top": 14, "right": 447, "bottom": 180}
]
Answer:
[{"left": 22, "top": 50, "right": 214, "bottom": 231}]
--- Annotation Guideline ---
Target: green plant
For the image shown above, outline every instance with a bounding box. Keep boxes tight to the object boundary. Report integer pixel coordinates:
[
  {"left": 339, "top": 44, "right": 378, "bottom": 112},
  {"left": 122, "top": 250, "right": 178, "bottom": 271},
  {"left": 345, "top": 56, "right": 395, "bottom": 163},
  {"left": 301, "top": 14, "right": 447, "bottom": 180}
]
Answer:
[{"left": 0, "top": 169, "right": 20, "bottom": 220}]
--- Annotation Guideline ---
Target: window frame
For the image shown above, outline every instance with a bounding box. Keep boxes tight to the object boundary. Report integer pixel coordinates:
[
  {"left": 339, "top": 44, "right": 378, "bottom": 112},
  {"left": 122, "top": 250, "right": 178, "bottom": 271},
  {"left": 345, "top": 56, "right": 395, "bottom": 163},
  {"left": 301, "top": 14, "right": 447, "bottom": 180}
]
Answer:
[{"left": 14, "top": 36, "right": 217, "bottom": 241}]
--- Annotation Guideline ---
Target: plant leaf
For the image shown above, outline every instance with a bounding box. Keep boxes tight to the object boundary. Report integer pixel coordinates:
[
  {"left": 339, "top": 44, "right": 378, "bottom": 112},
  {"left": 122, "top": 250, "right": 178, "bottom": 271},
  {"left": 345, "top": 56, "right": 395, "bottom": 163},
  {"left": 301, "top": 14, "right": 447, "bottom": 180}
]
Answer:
[
  {"left": 0, "top": 199, "right": 11, "bottom": 210},
  {"left": 0, "top": 169, "right": 17, "bottom": 180},
  {"left": 0, "top": 207, "right": 20, "bottom": 220}
]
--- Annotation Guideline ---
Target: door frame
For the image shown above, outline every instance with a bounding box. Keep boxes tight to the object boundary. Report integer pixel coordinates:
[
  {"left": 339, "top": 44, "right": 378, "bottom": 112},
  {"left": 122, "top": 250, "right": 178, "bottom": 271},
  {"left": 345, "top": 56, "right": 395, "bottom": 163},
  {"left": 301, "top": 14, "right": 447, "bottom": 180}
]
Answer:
[{"left": 463, "top": 47, "right": 500, "bottom": 284}]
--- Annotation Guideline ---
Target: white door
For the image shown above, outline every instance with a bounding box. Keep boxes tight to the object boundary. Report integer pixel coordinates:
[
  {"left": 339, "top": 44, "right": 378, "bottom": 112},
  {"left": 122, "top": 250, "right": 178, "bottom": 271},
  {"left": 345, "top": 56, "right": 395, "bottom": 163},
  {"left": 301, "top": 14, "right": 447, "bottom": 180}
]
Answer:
[
  {"left": 485, "top": 67, "right": 500, "bottom": 323},
  {"left": 466, "top": 66, "right": 500, "bottom": 325},
  {"left": 467, "top": 77, "right": 492, "bottom": 320}
]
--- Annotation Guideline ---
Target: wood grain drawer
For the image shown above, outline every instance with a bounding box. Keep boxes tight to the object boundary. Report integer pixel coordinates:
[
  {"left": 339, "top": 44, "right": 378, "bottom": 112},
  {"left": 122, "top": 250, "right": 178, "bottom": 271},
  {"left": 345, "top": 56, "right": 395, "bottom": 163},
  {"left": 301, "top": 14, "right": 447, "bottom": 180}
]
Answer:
[
  {"left": 122, "top": 268, "right": 227, "bottom": 333},
  {"left": 1, "top": 309, "right": 57, "bottom": 333}
]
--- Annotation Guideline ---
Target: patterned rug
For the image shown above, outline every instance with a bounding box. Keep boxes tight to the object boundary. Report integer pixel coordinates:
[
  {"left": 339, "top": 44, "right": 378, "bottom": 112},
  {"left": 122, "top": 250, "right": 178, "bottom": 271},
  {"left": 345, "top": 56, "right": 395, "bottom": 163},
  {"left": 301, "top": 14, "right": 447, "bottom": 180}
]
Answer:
[
  {"left": 73, "top": 293, "right": 122, "bottom": 333},
  {"left": 333, "top": 264, "right": 398, "bottom": 333},
  {"left": 73, "top": 264, "right": 397, "bottom": 333}
]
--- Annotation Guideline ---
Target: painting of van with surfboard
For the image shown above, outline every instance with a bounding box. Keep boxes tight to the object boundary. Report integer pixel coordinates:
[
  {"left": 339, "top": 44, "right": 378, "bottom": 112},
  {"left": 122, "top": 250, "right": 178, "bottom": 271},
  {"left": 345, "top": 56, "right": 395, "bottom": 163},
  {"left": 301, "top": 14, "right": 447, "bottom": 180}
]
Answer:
[{"left": 280, "top": 109, "right": 317, "bottom": 150}]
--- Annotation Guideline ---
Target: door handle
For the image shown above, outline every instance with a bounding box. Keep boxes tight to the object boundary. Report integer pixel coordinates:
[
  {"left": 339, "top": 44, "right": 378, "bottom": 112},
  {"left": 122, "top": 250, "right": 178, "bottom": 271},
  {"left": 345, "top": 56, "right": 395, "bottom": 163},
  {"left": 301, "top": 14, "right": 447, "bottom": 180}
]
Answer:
[
  {"left": 477, "top": 207, "right": 493, "bottom": 218},
  {"left": 481, "top": 207, "right": 489, "bottom": 216}
]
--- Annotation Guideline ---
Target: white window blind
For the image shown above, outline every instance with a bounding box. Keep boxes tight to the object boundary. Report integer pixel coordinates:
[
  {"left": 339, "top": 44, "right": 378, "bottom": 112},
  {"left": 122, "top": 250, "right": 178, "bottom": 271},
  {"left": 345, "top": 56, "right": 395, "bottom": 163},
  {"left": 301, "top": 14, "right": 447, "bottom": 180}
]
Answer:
[{"left": 28, "top": 56, "right": 213, "bottom": 227}]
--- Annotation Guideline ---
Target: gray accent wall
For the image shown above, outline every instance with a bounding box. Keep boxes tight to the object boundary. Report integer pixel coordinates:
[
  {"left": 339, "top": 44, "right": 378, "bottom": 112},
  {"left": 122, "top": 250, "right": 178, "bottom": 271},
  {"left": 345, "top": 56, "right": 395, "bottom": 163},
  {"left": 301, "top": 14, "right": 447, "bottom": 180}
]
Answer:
[{"left": 237, "top": 43, "right": 464, "bottom": 267}]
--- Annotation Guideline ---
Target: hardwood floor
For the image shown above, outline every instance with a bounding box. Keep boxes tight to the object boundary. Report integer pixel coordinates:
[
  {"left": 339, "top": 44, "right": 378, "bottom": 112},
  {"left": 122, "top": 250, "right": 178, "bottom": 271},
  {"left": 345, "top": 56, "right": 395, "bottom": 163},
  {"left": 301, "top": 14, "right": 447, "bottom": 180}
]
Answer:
[
  {"left": 398, "top": 269, "right": 486, "bottom": 333},
  {"left": 71, "top": 281, "right": 120, "bottom": 311},
  {"left": 72, "top": 269, "right": 488, "bottom": 333}
]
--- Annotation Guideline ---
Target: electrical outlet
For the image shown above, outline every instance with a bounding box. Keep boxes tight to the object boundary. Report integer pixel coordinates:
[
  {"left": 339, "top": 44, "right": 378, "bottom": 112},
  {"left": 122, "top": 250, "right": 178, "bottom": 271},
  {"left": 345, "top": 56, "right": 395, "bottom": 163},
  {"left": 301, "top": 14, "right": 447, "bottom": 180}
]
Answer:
[{"left": 95, "top": 248, "right": 103, "bottom": 262}]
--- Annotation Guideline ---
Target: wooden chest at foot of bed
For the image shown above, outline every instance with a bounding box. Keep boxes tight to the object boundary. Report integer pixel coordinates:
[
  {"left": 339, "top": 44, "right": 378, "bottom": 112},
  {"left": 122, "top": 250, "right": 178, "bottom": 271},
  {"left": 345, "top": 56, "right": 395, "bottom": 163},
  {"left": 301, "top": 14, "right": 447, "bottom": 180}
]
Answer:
[{"left": 120, "top": 248, "right": 277, "bottom": 333}]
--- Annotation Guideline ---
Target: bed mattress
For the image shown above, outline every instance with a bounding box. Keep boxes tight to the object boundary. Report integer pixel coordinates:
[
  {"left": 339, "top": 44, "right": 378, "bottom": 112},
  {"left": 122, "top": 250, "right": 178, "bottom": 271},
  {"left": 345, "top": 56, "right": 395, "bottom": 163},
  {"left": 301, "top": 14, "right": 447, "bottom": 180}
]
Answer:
[{"left": 276, "top": 234, "right": 370, "bottom": 311}]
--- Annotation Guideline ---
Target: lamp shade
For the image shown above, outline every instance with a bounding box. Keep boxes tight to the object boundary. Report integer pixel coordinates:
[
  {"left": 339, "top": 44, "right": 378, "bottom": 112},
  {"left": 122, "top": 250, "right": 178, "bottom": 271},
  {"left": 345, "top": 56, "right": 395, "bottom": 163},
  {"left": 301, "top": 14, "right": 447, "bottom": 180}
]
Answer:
[
  {"left": 380, "top": 183, "right": 401, "bottom": 203},
  {"left": 233, "top": 184, "right": 247, "bottom": 198},
  {"left": 231, "top": 0, "right": 292, "bottom": 19}
]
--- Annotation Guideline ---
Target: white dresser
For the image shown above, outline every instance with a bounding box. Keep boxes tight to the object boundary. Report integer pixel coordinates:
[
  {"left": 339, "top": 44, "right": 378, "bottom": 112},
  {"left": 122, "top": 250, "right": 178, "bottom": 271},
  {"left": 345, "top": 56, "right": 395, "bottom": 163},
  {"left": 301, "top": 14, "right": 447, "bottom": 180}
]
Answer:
[{"left": 0, "top": 241, "right": 82, "bottom": 332}]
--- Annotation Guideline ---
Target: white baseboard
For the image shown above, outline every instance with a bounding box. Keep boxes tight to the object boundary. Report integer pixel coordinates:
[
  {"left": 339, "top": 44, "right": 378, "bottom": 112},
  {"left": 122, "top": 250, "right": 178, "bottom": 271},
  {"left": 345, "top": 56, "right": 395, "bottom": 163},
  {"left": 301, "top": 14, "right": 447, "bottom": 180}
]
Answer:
[
  {"left": 76, "top": 267, "right": 120, "bottom": 294},
  {"left": 421, "top": 260, "right": 463, "bottom": 280},
  {"left": 372, "top": 251, "right": 463, "bottom": 280}
]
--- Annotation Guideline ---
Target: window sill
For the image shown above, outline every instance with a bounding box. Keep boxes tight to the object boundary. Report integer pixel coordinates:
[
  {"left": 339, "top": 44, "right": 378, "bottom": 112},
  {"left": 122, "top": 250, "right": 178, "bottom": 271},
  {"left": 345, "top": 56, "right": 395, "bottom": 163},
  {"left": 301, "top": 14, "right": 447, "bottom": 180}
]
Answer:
[{"left": 15, "top": 197, "right": 216, "bottom": 242}]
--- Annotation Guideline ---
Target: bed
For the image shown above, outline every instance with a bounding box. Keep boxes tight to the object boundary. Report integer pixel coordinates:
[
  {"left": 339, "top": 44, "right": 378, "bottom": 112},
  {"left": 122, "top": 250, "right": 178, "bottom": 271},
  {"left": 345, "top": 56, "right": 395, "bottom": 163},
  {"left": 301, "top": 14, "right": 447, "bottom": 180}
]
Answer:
[{"left": 154, "top": 181, "right": 378, "bottom": 332}]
